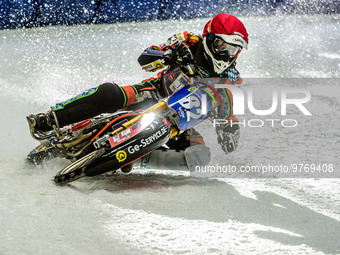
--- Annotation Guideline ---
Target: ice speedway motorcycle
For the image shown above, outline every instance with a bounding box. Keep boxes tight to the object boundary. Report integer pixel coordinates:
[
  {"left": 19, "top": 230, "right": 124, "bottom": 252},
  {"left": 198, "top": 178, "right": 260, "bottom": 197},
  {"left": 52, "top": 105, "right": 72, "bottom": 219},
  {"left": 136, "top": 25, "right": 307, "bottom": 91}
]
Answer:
[{"left": 26, "top": 67, "right": 223, "bottom": 185}]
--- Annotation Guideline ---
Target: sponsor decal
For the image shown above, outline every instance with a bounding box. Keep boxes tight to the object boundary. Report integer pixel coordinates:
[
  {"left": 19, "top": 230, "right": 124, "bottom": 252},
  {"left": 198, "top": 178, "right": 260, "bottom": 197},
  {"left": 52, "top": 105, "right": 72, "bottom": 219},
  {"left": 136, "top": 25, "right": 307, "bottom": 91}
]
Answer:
[
  {"left": 127, "top": 126, "right": 168, "bottom": 154},
  {"left": 177, "top": 109, "right": 185, "bottom": 118},
  {"left": 109, "top": 124, "right": 142, "bottom": 148},
  {"left": 232, "top": 38, "right": 243, "bottom": 43},
  {"left": 154, "top": 61, "right": 165, "bottom": 69},
  {"left": 177, "top": 33, "right": 184, "bottom": 41},
  {"left": 132, "top": 122, "right": 141, "bottom": 130},
  {"left": 113, "top": 134, "right": 120, "bottom": 142},
  {"left": 121, "top": 129, "right": 131, "bottom": 138},
  {"left": 110, "top": 128, "right": 131, "bottom": 144},
  {"left": 116, "top": 150, "right": 127, "bottom": 162}
]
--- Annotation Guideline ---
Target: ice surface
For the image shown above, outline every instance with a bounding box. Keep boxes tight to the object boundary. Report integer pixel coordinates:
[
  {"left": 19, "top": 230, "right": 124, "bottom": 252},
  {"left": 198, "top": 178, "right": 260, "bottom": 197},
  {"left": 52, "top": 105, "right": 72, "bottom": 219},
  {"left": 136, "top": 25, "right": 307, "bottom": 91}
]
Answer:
[{"left": 0, "top": 14, "right": 339, "bottom": 255}]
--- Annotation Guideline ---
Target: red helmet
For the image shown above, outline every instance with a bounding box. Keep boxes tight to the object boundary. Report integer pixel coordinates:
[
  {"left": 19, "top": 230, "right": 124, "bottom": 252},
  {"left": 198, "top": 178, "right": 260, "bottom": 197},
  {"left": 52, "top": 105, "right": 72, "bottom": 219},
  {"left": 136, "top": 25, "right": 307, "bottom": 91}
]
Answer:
[{"left": 202, "top": 13, "right": 248, "bottom": 74}]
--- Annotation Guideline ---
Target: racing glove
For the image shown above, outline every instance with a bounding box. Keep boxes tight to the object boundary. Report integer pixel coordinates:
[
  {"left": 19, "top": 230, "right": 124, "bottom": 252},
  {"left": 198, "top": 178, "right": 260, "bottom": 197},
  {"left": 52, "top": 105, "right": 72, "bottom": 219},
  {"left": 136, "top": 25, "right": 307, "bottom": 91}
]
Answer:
[
  {"left": 163, "top": 42, "right": 194, "bottom": 66},
  {"left": 216, "top": 124, "right": 240, "bottom": 154}
]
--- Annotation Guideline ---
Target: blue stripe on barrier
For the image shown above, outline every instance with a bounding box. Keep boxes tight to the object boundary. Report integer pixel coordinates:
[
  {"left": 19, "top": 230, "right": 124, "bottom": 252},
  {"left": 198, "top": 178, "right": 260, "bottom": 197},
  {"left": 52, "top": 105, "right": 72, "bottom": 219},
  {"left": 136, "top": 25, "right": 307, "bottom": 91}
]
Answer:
[
  {"left": 36, "top": 0, "right": 96, "bottom": 26},
  {"left": 0, "top": 0, "right": 36, "bottom": 29},
  {"left": 158, "top": 0, "right": 226, "bottom": 20},
  {"left": 95, "top": 0, "right": 161, "bottom": 23},
  {"left": 0, "top": 0, "right": 339, "bottom": 29}
]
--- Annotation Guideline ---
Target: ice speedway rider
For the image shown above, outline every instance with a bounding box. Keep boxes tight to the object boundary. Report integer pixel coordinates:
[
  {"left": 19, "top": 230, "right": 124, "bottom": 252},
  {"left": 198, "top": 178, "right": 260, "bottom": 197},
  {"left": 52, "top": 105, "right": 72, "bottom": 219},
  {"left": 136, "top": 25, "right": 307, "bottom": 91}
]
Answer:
[{"left": 27, "top": 13, "right": 249, "bottom": 171}]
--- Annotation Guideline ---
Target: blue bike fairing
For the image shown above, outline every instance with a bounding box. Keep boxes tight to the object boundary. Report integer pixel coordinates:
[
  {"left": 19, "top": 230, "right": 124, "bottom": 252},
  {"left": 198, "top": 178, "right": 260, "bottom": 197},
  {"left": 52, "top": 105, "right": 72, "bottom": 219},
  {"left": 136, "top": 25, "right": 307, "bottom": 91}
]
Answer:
[{"left": 167, "top": 86, "right": 212, "bottom": 130}]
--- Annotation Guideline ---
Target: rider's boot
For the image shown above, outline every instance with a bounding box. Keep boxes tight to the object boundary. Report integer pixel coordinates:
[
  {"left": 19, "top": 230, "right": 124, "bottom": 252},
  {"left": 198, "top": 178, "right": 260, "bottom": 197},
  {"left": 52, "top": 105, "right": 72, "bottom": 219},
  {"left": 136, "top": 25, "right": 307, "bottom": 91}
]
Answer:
[{"left": 26, "top": 111, "right": 58, "bottom": 133}]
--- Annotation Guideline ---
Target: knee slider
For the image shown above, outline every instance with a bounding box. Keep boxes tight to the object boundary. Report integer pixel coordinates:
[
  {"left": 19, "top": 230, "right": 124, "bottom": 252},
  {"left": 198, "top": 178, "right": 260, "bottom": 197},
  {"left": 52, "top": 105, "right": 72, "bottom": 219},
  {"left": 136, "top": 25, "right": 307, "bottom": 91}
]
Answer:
[
  {"left": 137, "top": 145, "right": 211, "bottom": 171},
  {"left": 141, "top": 149, "right": 188, "bottom": 170},
  {"left": 184, "top": 145, "right": 211, "bottom": 171}
]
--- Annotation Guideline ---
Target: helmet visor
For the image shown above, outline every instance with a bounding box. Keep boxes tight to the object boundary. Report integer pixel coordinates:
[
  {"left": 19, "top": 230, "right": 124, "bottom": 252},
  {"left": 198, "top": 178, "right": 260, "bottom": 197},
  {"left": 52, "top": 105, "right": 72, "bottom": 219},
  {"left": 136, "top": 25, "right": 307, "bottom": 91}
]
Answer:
[{"left": 213, "top": 37, "right": 241, "bottom": 58}]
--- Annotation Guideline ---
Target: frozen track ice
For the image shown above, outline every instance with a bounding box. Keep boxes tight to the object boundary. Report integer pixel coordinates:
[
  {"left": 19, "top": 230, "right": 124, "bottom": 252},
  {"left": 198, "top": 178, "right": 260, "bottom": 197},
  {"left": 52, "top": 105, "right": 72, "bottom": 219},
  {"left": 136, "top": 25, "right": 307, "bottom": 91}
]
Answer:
[{"left": 0, "top": 15, "right": 339, "bottom": 255}]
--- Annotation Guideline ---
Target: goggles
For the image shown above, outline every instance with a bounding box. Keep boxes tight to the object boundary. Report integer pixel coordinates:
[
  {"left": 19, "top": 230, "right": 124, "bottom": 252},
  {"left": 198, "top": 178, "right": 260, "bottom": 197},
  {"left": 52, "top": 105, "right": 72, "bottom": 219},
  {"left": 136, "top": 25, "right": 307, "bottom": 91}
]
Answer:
[{"left": 213, "top": 37, "right": 241, "bottom": 58}]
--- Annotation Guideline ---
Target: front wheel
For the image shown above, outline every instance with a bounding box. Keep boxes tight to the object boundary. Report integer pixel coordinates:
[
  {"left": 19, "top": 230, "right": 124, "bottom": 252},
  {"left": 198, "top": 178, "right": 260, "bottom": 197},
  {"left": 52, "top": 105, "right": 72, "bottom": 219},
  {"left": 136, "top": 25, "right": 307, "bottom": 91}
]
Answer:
[{"left": 54, "top": 148, "right": 105, "bottom": 185}]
